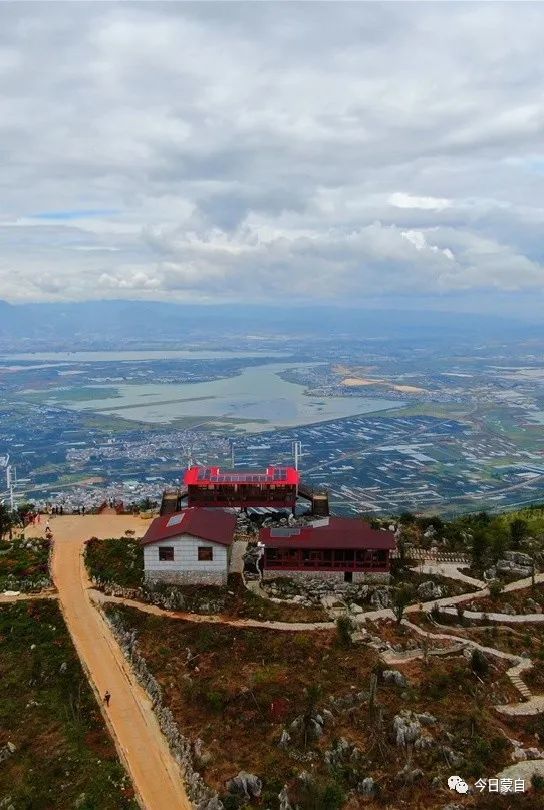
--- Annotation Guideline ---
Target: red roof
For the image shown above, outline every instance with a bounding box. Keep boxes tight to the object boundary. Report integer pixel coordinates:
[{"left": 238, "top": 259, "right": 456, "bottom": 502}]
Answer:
[
  {"left": 141, "top": 508, "right": 237, "bottom": 547},
  {"left": 260, "top": 518, "right": 396, "bottom": 551},
  {"left": 184, "top": 465, "right": 300, "bottom": 486}
]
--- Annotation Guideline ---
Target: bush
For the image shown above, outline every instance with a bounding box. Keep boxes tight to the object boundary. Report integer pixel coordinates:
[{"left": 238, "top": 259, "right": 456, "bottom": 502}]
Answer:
[
  {"left": 471, "top": 649, "right": 490, "bottom": 677},
  {"left": 531, "top": 773, "right": 544, "bottom": 791},
  {"left": 488, "top": 579, "right": 504, "bottom": 599},
  {"left": 336, "top": 615, "right": 353, "bottom": 647}
]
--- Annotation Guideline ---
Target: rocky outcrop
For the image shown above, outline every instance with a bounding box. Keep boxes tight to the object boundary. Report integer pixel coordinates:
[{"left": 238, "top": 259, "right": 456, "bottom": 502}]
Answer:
[
  {"left": 417, "top": 580, "right": 443, "bottom": 600},
  {"left": 226, "top": 772, "right": 262, "bottom": 800},
  {"left": 496, "top": 551, "right": 533, "bottom": 579},
  {"left": 0, "top": 742, "right": 16, "bottom": 764},
  {"left": 382, "top": 669, "right": 408, "bottom": 688},
  {"left": 393, "top": 712, "right": 422, "bottom": 747}
]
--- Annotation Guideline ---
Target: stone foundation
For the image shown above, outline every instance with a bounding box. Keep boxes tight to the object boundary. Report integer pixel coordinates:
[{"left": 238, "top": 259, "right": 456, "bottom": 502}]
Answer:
[
  {"left": 263, "top": 569, "right": 390, "bottom": 584},
  {"left": 145, "top": 570, "right": 227, "bottom": 586}
]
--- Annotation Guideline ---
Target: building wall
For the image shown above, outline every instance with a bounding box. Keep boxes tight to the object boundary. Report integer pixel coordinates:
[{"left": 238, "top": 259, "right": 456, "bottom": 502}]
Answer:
[
  {"left": 145, "top": 570, "right": 227, "bottom": 586},
  {"left": 143, "top": 533, "right": 229, "bottom": 585}
]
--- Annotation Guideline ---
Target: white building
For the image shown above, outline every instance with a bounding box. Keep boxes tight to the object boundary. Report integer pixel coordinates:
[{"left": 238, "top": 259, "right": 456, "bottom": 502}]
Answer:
[{"left": 141, "top": 508, "right": 237, "bottom": 586}]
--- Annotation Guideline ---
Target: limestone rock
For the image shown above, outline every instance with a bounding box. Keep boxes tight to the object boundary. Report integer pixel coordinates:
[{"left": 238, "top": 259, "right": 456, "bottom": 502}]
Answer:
[
  {"left": 393, "top": 713, "right": 421, "bottom": 747},
  {"left": 383, "top": 669, "right": 408, "bottom": 688},
  {"left": 278, "top": 729, "right": 291, "bottom": 749},
  {"left": 226, "top": 772, "right": 262, "bottom": 799},
  {"left": 417, "top": 580, "right": 443, "bottom": 600},
  {"left": 279, "top": 785, "right": 292, "bottom": 810},
  {"left": 357, "top": 777, "right": 375, "bottom": 796}
]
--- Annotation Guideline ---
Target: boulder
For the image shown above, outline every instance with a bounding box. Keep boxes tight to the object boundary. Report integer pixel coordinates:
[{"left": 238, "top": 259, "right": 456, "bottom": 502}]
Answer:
[
  {"left": 226, "top": 772, "right": 262, "bottom": 799},
  {"left": 415, "top": 712, "right": 437, "bottom": 726},
  {"left": 357, "top": 777, "right": 376, "bottom": 796},
  {"left": 525, "top": 598, "right": 542, "bottom": 614},
  {"left": 502, "top": 603, "right": 516, "bottom": 616},
  {"left": 505, "top": 551, "right": 533, "bottom": 567},
  {"left": 382, "top": 669, "right": 408, "bottom": 688},
  {"left": 393, "top": 713, "right": 421, "bottom": 747},
  {"left": 278, "top": 729, "right": 291, "bottom": 749},
  {"left": 370, "top": 588, "right": 391, "bottom": 609},
  {"left": 278, "top": 786, "right": 292, "bottom": 810},
  {"left": 417, "top": 580, "right": 443, "bottom": 600},
  {"left": 396, "top": 766, "right": 424, "bottom": 784}
]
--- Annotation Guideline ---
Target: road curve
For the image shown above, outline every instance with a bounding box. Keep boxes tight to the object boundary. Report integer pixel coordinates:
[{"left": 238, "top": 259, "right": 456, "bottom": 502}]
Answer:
[{"left": 48, "top": 515, "right": 190, "bottom": 810}]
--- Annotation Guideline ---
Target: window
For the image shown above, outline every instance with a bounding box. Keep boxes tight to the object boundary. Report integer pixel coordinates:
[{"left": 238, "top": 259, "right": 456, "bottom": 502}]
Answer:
[
  {"left": 198, "top": 546, "right": 213, "bottom": 561},
  {"left": 159, "top": 546, "right": 174, "bottom": 561}
]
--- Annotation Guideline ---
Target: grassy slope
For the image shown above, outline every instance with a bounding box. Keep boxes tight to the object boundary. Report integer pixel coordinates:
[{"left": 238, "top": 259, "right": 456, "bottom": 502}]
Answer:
[{"left": 0, "top": 600, "right": 137, "bottom": 809}]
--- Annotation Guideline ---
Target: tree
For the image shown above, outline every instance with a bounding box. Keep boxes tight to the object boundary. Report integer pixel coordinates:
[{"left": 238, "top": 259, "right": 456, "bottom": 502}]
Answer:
[
  {"left": 17, "top": 502, "right": 34, "bottom": 523},
  {"left": 301, "top": 684, "right": 323, "bottom": 749},
  {"left": 392, "top": 583, "right": 415, "bottom": 625},
  {"left": 471, "top": 529, "right": 490, "bottom": 570},
  {"left": 510, "top": 518, "right": 528, "bottom": 550},
  {"left": 488, "top": 579, "right": 504, "bottom": 599},
  {"left": 0, "top": 504, "right": 16, "bottom": 540},
  {"left": 336, "top": 615, "right": 353, "bottom": 648}
]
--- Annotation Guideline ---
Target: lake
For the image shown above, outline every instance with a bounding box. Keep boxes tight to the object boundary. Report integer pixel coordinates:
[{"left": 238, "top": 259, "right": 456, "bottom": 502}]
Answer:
[{"left": 55, "top": 362, "right": 403, "bottom": 432}]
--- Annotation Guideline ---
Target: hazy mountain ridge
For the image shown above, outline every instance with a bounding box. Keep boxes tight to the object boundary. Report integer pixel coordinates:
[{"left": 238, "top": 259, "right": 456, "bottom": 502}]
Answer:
[{"left": 0, "top": 300, "right": 540, "bottom": 351}]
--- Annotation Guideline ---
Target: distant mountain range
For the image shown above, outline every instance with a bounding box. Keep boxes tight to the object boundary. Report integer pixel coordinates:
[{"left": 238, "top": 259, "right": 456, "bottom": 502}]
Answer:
[{"left": 0, "top": 299, "right": 540, "bottom": 350}]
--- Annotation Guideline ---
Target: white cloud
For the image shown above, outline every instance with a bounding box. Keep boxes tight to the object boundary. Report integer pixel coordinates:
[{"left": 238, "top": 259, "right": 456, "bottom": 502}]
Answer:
[
  {"left": 0, "top": 2, "right": 544, "bottom": 308},
  {"left": 390, "top": 193, "right": 452, "bottom": 211}
]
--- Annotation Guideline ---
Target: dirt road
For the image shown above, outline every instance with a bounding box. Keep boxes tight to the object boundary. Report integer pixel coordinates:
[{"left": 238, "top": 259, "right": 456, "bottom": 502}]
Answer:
[{"left": 45, "top": 515, "right": 191, "bottom": 810}]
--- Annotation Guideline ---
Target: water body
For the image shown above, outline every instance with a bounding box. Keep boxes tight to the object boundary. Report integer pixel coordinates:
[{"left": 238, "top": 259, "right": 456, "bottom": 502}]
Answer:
[
  {"left": 0, "top": 350, "right": 290, "bottom": 362},
  {"left": 59, "top": 362, "right": 403, "bottom": 432}
]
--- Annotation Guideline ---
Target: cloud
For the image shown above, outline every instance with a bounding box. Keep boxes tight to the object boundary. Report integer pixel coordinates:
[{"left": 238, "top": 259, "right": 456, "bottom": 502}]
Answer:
[
  {"left": 390, "top": 193, "right": 452, "bottom": 211},
  {"left": 0, "top": 2, "right": 544, "bottom": 311}
]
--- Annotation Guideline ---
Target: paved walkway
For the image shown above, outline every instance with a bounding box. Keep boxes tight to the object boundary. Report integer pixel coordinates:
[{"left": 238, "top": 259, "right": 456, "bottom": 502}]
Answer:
[
  {"left": 416, "top": 560, "right": 486, "bottom": 588},
  {"left": 46, "top": 516, "right": 191, "bottom": 810},
  {"left": 401, "top": 618, "right": 538, "bottom": 714},
  {"left": 441, "top": 607, "right": 544, "bottom": 624},
  {"left": 93, "top": 589, "right": 336, "bottom": 632}
]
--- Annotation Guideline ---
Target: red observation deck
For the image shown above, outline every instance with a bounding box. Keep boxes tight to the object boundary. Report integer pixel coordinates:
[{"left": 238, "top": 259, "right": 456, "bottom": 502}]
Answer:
[{"left": 183, "top": 466, "right": 300, "bottom": 509}]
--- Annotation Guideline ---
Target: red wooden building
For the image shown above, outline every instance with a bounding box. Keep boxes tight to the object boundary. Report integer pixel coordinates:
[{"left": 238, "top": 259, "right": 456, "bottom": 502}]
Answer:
[
  {"left": 260, "top": 517, "right": 396, "bottom": 582},
  {"left": 183, "top": 466, "right": 300, "bottom": 509}
]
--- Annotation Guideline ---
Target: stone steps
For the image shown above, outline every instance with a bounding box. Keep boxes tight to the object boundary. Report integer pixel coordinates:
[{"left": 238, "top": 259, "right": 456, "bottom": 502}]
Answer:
[{"left": 510, "top": 675, "right": 532, "bottom": 699}]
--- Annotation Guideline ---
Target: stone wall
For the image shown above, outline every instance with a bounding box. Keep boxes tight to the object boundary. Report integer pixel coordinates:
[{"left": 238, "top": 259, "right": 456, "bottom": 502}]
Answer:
[
  {"left": 105, "top": 610, "right": 223, "bottom": 810},
  {"left": 263, "top": 569, "right": 345, "bottom": 583},
  {"left": 353, "top": 572, "right": 390, "bottom": 584},
  {"left": 145, "top": 570, "right": 227, "bottom": 586},
  {"left": 263, "top": 569, "right": 390, "bottom": 585}
]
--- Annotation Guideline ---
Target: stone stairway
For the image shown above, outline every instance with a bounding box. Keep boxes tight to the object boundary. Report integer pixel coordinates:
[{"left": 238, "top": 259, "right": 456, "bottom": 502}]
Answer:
[{"left": 509, "top": 666, "right": 532, "bottom": 700}]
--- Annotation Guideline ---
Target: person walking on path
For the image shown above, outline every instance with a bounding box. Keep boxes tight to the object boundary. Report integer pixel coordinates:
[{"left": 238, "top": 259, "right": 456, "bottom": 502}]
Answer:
[{"left": 103, "top": 690, "right": 111, "bottom": 707}]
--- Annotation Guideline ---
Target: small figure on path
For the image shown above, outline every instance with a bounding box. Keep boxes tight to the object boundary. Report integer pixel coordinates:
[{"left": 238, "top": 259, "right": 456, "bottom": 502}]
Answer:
[{"left": 104, "top": 690, "right": 111, "bottom": 707}]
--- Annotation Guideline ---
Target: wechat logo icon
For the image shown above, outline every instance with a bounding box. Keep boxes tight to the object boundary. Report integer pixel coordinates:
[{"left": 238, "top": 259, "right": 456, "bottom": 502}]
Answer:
[{"left": 448, "top": 776, "right": 469, "bottom": 794}]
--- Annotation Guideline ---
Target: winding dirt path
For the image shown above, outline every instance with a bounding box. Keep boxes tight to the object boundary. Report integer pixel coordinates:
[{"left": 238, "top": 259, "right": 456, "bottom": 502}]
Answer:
[{"left": 46, "top": 515, "right": 191, "bottom": 810}]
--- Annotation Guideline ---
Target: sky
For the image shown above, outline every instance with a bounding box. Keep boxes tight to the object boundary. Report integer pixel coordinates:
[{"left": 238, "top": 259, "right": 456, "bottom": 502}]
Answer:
[{"left": 1, "top": 1, "right": 544, "bottom": 316}]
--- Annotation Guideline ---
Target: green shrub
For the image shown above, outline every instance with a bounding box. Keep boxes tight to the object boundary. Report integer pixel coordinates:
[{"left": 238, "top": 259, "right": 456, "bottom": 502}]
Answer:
[
  {"left": 471, "top": 649, "right": 490, "bottom": 676},
  {"left": 336, "top": 615, "right": 353, "bottom": 647}
]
